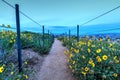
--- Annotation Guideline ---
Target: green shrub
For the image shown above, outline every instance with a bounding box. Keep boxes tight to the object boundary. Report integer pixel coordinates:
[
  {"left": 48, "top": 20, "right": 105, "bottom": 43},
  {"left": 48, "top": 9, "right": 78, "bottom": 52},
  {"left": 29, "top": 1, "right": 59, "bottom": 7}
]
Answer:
[{"left": 64, "top": 36, "right": 120, "bottom": 80}]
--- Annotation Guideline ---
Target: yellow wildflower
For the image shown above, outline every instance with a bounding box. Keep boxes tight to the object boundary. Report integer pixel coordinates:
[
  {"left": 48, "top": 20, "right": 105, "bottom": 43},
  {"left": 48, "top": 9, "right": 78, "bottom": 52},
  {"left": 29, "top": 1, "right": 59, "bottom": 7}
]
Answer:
[
  {"left": 85, "top": 67, "right": 89, "bottom": 71},
  {"left": 70, "top": 47, "right": 74, "bottom": 50},
  {"left": 11, "top": 63, "right": 14, "bottom": 67},
  {"left": 78, "top": 41, "right": 84, "bottom": 46},
  {"left": 87, "top": 42, "right": 91, "bottom": 46},
  {"left": 11, "top": 71, "right": 14, "bottom": 75},
  {"left": 91, "top": 63, "right": 95, "bottom": 68},
  {"left": 89, "top": 40, "right": 92, "bottom": 42},
  {"left": 98, "top": 58, "right": 102, "bottom": 62},
  {"left": 10, "top": 40, "right": 13, "bottom": 43},
  {"left": 74, "top": 49, "right": 79, "bottom": 53},
  {"left": 96, "top": 56, "right": 102, "bottom": 62},
  {"left": 66, "top": 50, "right": 69, "bottom": 53},
  {"left": 113, "top": 73, "right": 118, "bottom": 77},
  {"left": 81, "top": 71, "right": 86, "bottom": 75},
  {"left": 69, "top": 65, "right": 72, "bottom": 69},
  {"left": 67, "top": 59, "right": 69, "bottom": 62},
  {"left": 25, "top": 61, "right": 28, "bottom": 65},
  {"left": 91, "top": 45, "right": 95, "bottom": 47},
  {"left": 87, "top": 48, "right": 91, "bottom": 53},
  {"left": 96, "top": 56, "right": 100, "bottom": 59},
  {"left": 64, "top": 51, "right": 67, "bottom": 55},
  {"left": 14, "top": 39, "right": 16, "bottom": 42},
  {"left": 114, "top": 56, "right": 117, "bottom": 60},
  {"left": 24, "top": 34, "right": 26, "bottom": 37},
  {"left": 96, "top": 49, "right": 101, "bottom": 53},
  {"left": 64, "top": 50, "right": 69, "bottom": 55},
  {"left": 115, "top": 60, "right": 119, "bottom": 63},
  {"left": 112, "top": 48, "right": 116, "bottom": 51},
  {"left": 10, "top": 32, "right": 12, "bottom": 35},
  {"left": 88, "top": 59, "right": 93, "bottom": 64},
  {"left": 0, "top": 66, "right": 4, "bottom": 73},
  {"left": 69, "top": 53, "right": 73, "bottom": 58},
  {"left": 82, "top": 55, "right": 85, "bottom": 59},
  {"left": 100, "top": 38, "right": 103, "bottom": 41},
  {"left": 109, "top": 43, "right": 113, "bottom": 47},
  {"left": 102, "top": 55, "right": 108, "bottom": 60},
  {"left": 25, "top": 75, "right": 28, "bottom": 79},
  {"left": 72, "top": 61, "right": 75, "bottom": 64}
]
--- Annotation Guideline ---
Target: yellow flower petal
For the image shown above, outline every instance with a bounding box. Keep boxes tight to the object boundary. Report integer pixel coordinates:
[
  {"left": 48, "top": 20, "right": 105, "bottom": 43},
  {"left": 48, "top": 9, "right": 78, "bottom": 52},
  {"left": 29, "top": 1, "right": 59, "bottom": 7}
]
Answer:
[{"left": 102, "top": 55, "right": 108, "bottom": 60}]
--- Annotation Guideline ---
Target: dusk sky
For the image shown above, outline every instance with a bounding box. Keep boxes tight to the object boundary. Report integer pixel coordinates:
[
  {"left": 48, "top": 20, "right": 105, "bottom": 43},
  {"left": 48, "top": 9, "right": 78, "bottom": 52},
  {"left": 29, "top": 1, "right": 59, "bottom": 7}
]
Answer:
[{"left": 0, "top": 0, "right": 120, "bottom": 34}]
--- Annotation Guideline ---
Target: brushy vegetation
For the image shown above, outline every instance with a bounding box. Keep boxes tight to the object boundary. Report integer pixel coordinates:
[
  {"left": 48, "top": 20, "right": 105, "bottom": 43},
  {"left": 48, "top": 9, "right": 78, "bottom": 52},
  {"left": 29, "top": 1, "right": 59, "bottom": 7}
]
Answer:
[
  {"left": 0, "top": 29, "right": 54, "bottom": 80},
  {"left": 58, "top": 36, "right": 120, "bottom": 80},
  {"left": 21, "top": 31, "right": 54, "bottom": 55}
]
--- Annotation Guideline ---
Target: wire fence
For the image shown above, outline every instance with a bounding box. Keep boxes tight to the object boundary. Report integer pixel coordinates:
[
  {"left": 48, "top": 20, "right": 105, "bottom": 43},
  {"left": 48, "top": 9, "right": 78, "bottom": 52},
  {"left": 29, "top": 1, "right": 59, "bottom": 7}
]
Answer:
[
  {"left": 56, "top": 5, "right": 120, "bottom": 79},
  {"left": 55, "top": 3, "right": 120, "bottom": 50},
  {"left": 0, "top": 1, "right": 54, "bottom": 80},
  {"left": 0, "top": 0, "right": 120, "bottom": 80}
]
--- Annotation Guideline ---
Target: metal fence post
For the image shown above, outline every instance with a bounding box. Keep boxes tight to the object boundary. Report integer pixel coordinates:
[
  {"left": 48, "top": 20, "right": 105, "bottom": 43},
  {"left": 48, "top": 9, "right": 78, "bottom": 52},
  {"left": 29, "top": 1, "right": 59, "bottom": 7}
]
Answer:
[
  {"left": 48, "top": 30, "right": 49, "bottom": 44},
  {"left": 15, "top": 4, "right": 22, "bottom": 72},
  {"left": 65, "top": 32, "right": 67, "bottom": 37},
  {"left": 69, "top": 30, "right": 71, "bottom": 40},
  {"left": 77, "top": 25, "right": 79, "bottom": 42},
  {"left": 42, "top": 25, "right": 45, "bottom": 47},
  {"left": 48, "top": 30, "right": 49, "bottom": 38}
]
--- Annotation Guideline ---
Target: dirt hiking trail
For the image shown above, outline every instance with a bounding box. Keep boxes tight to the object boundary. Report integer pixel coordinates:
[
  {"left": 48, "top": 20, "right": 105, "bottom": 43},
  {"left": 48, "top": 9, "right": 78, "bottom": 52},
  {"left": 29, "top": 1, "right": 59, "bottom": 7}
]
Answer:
[{"left": 34, "top": 38, "right": 76, "bottom": 80}]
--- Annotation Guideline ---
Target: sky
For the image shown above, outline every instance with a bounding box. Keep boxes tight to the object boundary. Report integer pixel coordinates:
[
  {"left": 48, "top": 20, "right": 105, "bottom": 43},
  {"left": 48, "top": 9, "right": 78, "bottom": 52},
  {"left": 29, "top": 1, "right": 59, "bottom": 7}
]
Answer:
[{"left": 0, "top": 0, "right": 120, "bottom": 34}]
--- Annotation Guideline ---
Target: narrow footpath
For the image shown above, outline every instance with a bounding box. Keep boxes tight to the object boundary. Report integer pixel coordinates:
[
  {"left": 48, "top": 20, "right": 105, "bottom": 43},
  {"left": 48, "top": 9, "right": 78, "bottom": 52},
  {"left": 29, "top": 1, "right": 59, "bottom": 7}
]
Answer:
[{"left": 36, "top": 38, "right": 75, "bottom": 80}]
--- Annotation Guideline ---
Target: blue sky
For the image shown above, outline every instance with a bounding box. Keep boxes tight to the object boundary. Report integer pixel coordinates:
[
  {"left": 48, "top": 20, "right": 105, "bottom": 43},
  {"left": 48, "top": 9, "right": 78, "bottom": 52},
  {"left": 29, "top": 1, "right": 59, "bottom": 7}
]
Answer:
[{"left": 0, "top": 0, "right": 120, "bottom": 34}]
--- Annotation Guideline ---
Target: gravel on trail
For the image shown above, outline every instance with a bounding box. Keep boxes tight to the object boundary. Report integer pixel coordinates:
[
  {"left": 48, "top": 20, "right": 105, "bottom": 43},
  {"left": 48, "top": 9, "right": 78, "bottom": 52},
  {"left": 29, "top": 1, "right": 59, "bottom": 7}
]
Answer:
[{"left": 33, "top": 38, "right": 76, "bottom": 80}]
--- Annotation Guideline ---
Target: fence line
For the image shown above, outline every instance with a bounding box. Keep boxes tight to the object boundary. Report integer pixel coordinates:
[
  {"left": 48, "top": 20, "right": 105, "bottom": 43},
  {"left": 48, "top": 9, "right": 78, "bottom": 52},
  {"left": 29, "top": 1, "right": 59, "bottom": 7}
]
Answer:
[
  {"left": 0, "top": 4, "right": 53, "bottom": 79},
  {"left": 1, "top": 0, "right": 120, "bottom": 79},
  {"left": 80, "top": 5, "right": 120, "bottom": 26},
  {"left": 80, "top": 27, "right": 120, "bottom": 35},
  {"left": 1, "top": 0, "right": 52, "bottom": 39},
  {"left": 2, "top": 0, "right": 42, "bottom": 27},
  {"left": 2, "top": 0, "right": 120, "bottom": 32},
  {"left": 68, "top": 27, "right": 120, "bottom": 35}
]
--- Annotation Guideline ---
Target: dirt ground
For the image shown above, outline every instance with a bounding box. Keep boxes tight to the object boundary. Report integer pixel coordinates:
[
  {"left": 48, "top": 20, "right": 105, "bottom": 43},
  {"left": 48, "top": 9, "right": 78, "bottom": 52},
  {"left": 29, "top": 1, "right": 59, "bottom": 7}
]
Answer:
[{"left": 28, "top": 38, "right": 76, "bottom": 80}]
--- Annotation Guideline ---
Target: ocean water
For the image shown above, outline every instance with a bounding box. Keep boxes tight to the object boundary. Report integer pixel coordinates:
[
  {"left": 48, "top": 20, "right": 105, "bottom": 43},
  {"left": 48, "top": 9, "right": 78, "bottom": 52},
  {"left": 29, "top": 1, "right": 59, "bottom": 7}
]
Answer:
[
  {"left": 48, "top": 23, "right": 120, "bottom": 35},
  {"left": 0, "top": 23, "right": 120, "bottom": 35}
]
